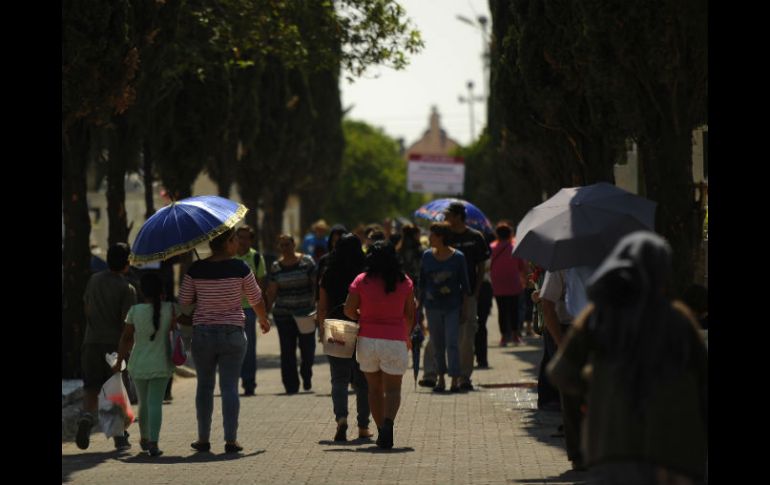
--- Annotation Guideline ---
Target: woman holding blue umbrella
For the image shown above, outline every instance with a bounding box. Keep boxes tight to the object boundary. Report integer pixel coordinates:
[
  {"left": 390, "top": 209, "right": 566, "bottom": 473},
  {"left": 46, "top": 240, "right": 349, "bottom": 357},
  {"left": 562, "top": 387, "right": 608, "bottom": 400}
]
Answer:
[{"left": 178, "top": 228, "right": 271, "bottom": 454}]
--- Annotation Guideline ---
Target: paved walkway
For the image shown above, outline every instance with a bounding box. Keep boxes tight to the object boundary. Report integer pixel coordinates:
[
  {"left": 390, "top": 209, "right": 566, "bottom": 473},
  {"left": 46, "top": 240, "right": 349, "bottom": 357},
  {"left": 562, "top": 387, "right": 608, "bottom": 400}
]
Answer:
[{"left": 62, "top": 306, "right": 586, "bottom": 484}]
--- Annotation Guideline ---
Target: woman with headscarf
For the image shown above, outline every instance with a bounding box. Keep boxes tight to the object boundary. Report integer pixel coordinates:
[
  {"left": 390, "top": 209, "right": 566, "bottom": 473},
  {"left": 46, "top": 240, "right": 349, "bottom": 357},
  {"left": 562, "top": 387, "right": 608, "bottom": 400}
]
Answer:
[
  {"left": 344, "top": 241, "right": 415, "bottom": 449},
  {"left": 547, "top": 231, "right": 708, "bottom": 484},
  {"left": 317, "top": 233, "right": 372, "bottom": 441}
]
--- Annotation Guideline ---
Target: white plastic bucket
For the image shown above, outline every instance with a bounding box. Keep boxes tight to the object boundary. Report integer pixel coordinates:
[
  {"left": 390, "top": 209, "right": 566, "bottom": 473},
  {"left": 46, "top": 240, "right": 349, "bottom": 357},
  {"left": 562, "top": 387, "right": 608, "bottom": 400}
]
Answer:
[
  {"left": 294, "top": 315, "right": 317, "bottom": 334},
  {"left": 323, "top": 319, "right": 359, "bottom": 358}
]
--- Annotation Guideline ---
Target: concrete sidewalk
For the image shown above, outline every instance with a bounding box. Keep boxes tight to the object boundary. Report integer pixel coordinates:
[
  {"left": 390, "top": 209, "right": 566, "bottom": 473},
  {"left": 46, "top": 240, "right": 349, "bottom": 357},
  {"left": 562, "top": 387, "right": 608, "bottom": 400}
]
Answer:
[{"left": 62, "top": 306, "right": 584, "bottom": 484}]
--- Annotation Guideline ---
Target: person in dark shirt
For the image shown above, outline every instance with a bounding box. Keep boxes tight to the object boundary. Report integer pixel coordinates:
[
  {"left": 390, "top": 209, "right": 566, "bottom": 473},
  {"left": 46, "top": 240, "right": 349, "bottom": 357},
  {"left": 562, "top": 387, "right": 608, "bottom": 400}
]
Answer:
[
  {"left": 315, "top": 224, "right": 348, "bottom": 304},
  {"left": 317, "top": 233, "right": 372, "bottom": 441},
  {"left": 76, "top": 243, "right": 137, "bottom": 451},
  {"left": 442, "top": 202, "right": 491, "bottom": 391}
]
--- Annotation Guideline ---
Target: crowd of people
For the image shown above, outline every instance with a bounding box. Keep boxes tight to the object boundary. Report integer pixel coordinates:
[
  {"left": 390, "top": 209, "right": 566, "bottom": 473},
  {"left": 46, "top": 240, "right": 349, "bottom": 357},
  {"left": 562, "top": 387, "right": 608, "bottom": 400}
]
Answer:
[{"left": 77, "top": 207, "right": 708, "bottom": 484}]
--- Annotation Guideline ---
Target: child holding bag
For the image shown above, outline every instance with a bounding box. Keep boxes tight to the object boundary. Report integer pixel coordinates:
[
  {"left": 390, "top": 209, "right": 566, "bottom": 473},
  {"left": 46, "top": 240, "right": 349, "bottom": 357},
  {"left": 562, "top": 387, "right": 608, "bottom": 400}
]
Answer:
[{"left": 114, "top": 273, "right": 178, "bottom": 457}]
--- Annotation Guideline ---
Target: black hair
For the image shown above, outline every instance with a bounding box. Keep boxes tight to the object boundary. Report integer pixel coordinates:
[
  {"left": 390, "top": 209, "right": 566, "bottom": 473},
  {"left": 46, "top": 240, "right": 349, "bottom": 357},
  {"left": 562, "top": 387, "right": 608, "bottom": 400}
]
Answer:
[
  {"left": 365, "top": 224, "right": 384, "bottom": 237},
  {"left": 429, "top": 222, "right": 452, "bottom": 245},
  {"left": 396, "top": 224, "right": 421, "bottom": 252},
  {"left": 364, "top": 240, "right": 406, "bottom": 293},
  {"left": 210, "top": 228, "right": 236, "bottom": 252},
  {"left": 446, "top": 203, "right": 467, "bottom": 221},
  {"left": 277, "top": 233, "right": 295, "bottom": 244},
  {"left": 327, "top": 225, "right": 348, "bottom": 252},
  {"left": 236, "top": 225, "right": 255, "bottom": 239},
  {"left": 107, "top": 243, "right": 131, "bottom": 271},
  {"left": 495, "top": 224, "right": 512, "bottom": 240},
  {"left": 326, "top": 233, "right": 365, "bottom": 290},
  {"left": 368, "top": 230, "right": 386, "bottom": 242},
  {"left": 140, "top": 273, "right": 164, "bottom": 341}
]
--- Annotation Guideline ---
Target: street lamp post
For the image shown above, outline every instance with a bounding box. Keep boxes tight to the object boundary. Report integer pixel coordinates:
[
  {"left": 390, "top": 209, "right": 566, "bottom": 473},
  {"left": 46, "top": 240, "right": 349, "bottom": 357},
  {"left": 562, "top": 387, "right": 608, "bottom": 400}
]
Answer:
[{"left": 458, "top": 80, "right": 485, "bottom": 142}]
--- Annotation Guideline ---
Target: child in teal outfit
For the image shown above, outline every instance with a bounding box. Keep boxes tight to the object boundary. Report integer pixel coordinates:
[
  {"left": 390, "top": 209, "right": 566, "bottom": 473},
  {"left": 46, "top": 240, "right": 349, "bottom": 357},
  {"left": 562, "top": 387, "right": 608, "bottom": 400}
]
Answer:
[{"left": 114, "top": 273, "right": 177, "bottom": 457}]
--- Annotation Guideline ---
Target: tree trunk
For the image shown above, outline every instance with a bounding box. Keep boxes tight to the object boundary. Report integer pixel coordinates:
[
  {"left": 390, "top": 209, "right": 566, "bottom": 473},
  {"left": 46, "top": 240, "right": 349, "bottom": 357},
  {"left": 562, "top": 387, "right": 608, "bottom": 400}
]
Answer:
[
  {"left": 107, "top": 116, "right": 131, "bottom": 246},
  {"left": 240, "top": 196, "right": 261, "bottom": 250},
  {"left": 638, "top": 129, "right": 702, "bottom": 297},
  {"left": 261, "top": 186, "right": 288, "bottom": 256},
  {"left": 143, "top": 140, "right": 156, "bottom": 220},
  {"left": 579, "top": 136, "right": 618, "bottom": 185},
  {"left": 62, "top": 120, "right": 93, "bottom": 378},
  {"left": 299, "top": 188, "right": 322, "bottom": 236},
  {"left": 215, "top": 135, "right": 238, "bottom": 198}
]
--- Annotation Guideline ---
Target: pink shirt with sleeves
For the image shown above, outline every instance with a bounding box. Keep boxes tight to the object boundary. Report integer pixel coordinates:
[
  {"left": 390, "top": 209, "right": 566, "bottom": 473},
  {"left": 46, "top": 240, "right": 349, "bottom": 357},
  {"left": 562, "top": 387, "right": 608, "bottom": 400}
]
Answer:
[{"left": 348, "top": 273, "right": 413, "bottom": 342}]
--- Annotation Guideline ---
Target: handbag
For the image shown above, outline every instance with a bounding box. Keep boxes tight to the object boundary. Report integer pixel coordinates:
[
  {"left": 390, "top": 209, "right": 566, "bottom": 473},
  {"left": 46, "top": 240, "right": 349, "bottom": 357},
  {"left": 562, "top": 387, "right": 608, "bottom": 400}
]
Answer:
[{"left": 170, "top": 304, "right": 188, "bottom": 366}]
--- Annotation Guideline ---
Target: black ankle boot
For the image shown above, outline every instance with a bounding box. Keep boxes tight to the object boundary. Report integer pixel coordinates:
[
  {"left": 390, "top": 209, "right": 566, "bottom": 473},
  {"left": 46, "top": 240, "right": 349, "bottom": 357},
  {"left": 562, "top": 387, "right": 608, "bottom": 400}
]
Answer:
[{"left": 377, "top": 418, "right": 393, "bottom": 449}]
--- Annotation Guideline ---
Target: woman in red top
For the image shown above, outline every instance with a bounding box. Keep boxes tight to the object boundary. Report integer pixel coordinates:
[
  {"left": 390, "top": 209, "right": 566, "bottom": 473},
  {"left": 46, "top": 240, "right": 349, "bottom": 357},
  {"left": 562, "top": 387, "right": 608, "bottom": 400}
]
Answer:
[
  {"left": 344, "top": 241, "right": 415, "bottom": 449},
  {"left": 489, "top": 223, "right": 527, "bottom": 345}
]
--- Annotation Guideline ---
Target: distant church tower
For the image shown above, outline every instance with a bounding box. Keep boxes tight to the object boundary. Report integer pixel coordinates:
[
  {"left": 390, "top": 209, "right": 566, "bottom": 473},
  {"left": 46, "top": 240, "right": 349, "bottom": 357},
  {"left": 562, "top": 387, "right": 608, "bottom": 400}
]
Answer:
[{"left": 405, "top": 106, "right": 461, "bottom": 157}]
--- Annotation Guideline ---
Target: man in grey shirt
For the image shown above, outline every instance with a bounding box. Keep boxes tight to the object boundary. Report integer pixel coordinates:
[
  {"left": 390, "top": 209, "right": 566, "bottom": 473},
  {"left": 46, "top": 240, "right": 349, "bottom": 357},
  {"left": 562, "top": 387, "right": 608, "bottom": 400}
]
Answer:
[{"left": 76, "top": 243, "right": 137, "bottom": 451}]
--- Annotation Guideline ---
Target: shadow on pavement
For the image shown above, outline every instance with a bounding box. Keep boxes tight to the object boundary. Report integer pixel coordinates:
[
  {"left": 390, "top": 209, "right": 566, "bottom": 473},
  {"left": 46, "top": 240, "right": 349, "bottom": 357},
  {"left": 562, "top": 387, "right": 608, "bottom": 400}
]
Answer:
[
  {"left": 483, "top": 338, "right": 568, "bottom": 455},
  {"left": 62, "top": 450, "right": 129, "bottom": 483},
  {"left": 323, "top": 446, "right": 415, "bottom": 454},
  {"left": 118, "top": 450, "right": 266, "bottom": 463},
  {"left": 318, "top": 438, "right": 374, "bottom": 446},
  {"left": 512, "top": 469, "right": 588, "bottom": 484}
]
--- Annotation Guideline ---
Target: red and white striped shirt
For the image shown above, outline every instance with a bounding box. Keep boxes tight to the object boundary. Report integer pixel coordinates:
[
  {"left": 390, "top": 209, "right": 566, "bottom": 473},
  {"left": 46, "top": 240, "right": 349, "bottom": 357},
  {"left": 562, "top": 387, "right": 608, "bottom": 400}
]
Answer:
[{"left": 178, "top": 259, "right": 262, "bottom": 327}]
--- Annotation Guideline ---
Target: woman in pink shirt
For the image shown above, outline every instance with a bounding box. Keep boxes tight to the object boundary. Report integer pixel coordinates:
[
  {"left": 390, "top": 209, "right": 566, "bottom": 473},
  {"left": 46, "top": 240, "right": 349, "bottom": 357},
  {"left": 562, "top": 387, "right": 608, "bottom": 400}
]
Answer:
[
  {"left": 490, "top": 223, "right": 527, "bottom": 345},
  {"left": 344, "top": 241, "right": 415, "bottom": 449}
]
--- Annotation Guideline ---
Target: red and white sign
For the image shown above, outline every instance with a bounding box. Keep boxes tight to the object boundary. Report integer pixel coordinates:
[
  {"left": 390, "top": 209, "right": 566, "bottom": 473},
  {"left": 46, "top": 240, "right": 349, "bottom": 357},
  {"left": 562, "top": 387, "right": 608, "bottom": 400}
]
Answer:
[{"left": 407, "top": 154, "right": 465, "bottom": 194}]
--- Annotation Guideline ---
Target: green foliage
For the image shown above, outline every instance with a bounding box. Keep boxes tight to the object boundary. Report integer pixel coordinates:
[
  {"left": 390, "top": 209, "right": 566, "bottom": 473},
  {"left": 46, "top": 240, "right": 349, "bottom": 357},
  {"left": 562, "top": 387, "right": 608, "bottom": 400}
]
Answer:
[
  {"left": 335, "top": 0, "right": 424, "bottom": 81},
  {"left": 62, "top": 0, "right": 138, "bottom": 130},
  {"left": 323, "top": 120, "right": 424, "bottom": 227},
  {"left": 488, "top": 0, "right": 708, "bottom": 291}
]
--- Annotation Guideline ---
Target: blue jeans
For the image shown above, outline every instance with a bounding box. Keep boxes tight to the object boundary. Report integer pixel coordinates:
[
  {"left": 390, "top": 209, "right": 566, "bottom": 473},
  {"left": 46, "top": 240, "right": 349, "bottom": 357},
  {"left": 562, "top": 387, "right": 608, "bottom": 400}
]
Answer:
[
  {"left": 240, "top": 308, "right": 257, "bottom": 392},
  {"left": 273, "top": 314, "right": 316, "bottom": 393},
  {"left": 328, "top": 353, "right": 370, "bottom": 427},
  {"left": 191, "top": 325, "right": 247, "bottom": 443},
  {"left": 425, "top": 305, "right": 461, "bottom": 377}
]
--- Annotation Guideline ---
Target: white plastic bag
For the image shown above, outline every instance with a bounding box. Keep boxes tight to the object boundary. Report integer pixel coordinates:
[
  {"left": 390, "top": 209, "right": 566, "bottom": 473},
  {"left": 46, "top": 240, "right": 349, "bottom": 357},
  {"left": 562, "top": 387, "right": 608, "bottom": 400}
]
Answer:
[{"left": 98, "top": 372, "right": 135, "bottom": 438}]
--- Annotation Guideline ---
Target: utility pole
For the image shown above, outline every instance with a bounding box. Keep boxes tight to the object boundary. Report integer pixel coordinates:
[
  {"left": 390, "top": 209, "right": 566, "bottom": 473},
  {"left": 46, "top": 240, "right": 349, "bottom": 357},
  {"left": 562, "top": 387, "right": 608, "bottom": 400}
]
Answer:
[
  {"left": 456, "top": 14, "right": 490, "bottom": 100},
  {"left": 456, "top": 13, "right": 490, "bottom": 143},
  {"left": 458, "top": 80, "right": 484, "bottom": 142}
]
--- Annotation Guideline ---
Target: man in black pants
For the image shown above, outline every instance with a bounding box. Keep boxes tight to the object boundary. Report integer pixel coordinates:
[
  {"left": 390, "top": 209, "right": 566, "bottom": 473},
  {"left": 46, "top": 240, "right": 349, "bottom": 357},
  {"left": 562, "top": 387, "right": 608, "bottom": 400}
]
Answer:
[
  {"left": 475, "top": 260, "right": 493, "bottom": 368},
  {"left": 77, "top": 243, "right": 137, "bottom": 451},
  {"left": 539, "top": 269, "right": 585, "bottom": 472}
]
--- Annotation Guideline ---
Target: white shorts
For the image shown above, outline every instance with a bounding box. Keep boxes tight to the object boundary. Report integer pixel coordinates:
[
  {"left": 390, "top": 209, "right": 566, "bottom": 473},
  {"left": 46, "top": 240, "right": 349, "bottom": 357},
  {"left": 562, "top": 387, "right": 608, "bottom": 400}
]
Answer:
[{"left": 356, "top": 336, "right": 408, "bottom": 375}]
